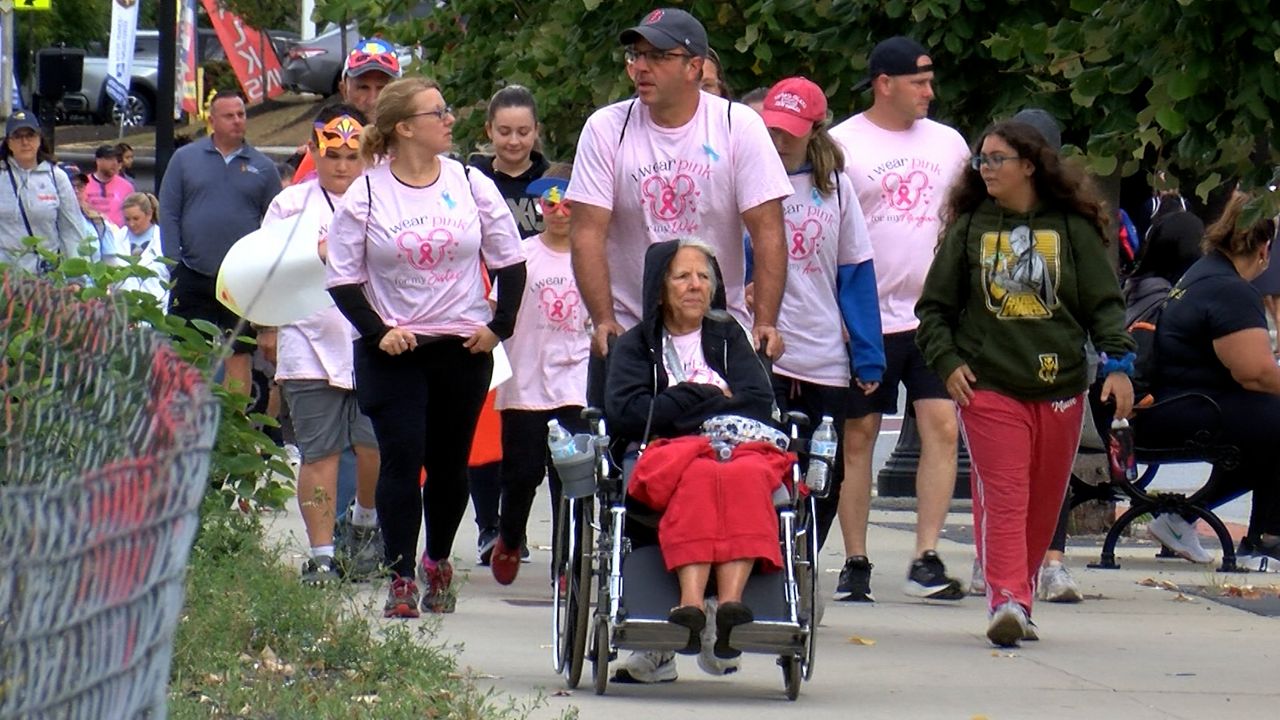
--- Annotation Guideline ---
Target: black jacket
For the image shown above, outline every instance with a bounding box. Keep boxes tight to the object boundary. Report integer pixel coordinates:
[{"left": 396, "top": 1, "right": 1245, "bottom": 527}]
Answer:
[
  {"left": 467, "top": 151, "right": 550, "bottom": 239},
  {"left": 606, "top": 240, "right": 775, "bottom": 441}
]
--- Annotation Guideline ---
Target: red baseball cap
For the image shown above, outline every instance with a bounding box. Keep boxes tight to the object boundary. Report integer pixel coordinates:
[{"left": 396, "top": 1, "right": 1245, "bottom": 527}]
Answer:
[{"left": 761, "top": 77, "right": 827, "bottom": 137}]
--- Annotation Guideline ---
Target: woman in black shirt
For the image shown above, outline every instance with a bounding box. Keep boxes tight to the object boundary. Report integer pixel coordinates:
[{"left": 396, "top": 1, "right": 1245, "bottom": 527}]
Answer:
[{"left": 1144, "top": 191, "right": 1280, "bottom": 568}]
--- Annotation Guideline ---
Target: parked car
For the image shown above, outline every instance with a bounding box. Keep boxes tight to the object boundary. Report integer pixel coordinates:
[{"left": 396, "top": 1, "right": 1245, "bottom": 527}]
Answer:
[
  {"left": 62, "top": 29, "right": 297, "bottom": 126},
  {"left": 282, "top": 17, "right": 422, "bottom": 96}
]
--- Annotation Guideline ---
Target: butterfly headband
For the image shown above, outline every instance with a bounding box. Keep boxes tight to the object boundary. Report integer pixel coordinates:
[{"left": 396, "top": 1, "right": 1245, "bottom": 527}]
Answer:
[{"left": 314, "top": 115, "right": 364, "bottom": 155}]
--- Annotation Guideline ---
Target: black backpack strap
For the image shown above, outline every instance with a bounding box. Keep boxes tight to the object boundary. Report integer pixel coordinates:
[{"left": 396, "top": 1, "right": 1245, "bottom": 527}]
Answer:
[{"left": 617, "top": 99, "right": 637, "bottom": 148}]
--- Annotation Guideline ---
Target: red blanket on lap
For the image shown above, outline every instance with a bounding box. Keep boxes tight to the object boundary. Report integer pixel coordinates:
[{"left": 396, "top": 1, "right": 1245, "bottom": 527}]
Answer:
[{"left": 629, "top": 436, "right": 795, "bottom": 572}]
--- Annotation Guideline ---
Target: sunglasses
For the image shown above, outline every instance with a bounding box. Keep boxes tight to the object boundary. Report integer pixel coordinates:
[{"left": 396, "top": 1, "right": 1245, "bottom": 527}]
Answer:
[
  {"left": 539, "top": 196, "right": 572, "bottom": 217},
  {"left": 347, "top": 43, "right": 401, "bottom": 75}
]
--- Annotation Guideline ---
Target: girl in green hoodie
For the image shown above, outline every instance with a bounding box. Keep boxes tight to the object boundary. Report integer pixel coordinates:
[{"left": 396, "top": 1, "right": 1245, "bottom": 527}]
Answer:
[{"left": 915, "top": 120, "right": 1134, "bottom": 648}]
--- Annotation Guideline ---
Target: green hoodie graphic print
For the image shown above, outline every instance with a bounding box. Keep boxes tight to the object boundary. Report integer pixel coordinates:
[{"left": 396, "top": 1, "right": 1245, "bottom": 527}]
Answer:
[{"left": 915, "top": 199, "right": 1135, "bottom": 402}]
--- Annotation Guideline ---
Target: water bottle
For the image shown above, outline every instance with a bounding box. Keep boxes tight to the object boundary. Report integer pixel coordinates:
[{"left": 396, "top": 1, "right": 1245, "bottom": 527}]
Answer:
[
  {"left": 547, "top": 419, "right": 575, "bottom": 461},
  {"left": 1108, "top": 418, "right": 1137, "bottom": 483},
  {"left": 806, "top": 416, "right": 838, "bottom": 495}
]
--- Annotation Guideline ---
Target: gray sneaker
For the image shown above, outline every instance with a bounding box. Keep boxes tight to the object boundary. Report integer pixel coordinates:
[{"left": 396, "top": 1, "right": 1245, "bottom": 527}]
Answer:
[
  {"left": 987, "top": 601, "right": 1028, "bottom": 648},
  {"left": 300, "top": 555, "right": 341, "bottom": 586},
  {"left": 1037, "top": 562, "right": 1083, "bottom": 603},
  {"left": 969, "top": 557, "right": 986, "bottom": 596},
  {"left": 696, "top": 599, "right": 741, "bottom": 677},
  {"left": 614, "top": 651, "right": 677, "bottom": 683},
  {"left": 338, "top": 522, "right": 384, "bottom": 580}
]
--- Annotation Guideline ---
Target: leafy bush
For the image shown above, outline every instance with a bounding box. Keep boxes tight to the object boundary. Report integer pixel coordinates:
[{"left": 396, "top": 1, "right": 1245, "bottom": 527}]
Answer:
[
  {"left": 5, "top": 237, "right": 293, "bottom": 509},
  {"left": 170, "top": 499, "right": 538, "bottom": 719}
]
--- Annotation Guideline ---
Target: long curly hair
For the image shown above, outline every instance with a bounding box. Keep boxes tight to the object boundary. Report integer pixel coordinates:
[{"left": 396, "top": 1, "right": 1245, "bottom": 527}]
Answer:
[{"left": 939, "top": 120, "right": 1110, "bottom": 242}]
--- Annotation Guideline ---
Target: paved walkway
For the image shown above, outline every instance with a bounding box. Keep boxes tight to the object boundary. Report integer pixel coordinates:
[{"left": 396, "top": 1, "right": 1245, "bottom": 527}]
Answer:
[{"left": 266, "top": 492, "right": 1279, "bottom": 720}]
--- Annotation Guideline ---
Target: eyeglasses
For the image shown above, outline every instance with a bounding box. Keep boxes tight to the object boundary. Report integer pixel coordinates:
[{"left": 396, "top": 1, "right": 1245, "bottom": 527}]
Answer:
[
  {"left": 406, "top": 106, "right": 454, "bottom": 122},
  {"left": 624, "top": 48, "right": 692, "bottom": 65},
  {"left": 971, "top": 153, "right": 1021, "bottom": 170}
]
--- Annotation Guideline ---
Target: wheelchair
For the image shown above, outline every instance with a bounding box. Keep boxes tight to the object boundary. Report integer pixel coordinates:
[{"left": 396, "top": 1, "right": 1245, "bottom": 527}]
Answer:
[{"left": 551, "top": 408, "right": 820, "bottom": 700}]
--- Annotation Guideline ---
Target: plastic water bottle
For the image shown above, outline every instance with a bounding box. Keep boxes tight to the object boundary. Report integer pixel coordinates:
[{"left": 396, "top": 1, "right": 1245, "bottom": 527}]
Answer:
[
  {"left": 806, "top": 416, "right": 838, "bottom": 495},
  {"left": 547, "top": 419, "right": 575, "bottom": 461},
  {"left": 1108, "top": 418, "right": 1137, "bottom": 483}
]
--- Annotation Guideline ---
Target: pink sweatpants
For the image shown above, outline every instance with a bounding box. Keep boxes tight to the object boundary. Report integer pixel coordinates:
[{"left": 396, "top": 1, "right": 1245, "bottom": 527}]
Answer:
[{"left": 960, "top": 390, "right": 1084, "bottom": 614}]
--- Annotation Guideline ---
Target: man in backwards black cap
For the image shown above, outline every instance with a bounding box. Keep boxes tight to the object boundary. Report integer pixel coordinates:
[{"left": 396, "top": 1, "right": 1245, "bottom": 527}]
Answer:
[
  {"left": 566, "top": 7, "right": 792, "bottom": 364},
  {"left": 828, "top": 36, "right": 972, "bottom": 605}
]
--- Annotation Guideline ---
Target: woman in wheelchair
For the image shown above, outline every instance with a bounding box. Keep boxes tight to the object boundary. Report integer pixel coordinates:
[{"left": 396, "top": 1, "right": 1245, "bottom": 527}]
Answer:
[
  {"left": 606, "top": 239, "right": 791, "bottom": 665},
  {"left": 1142, "top": 191, "right": 1280, "bottom": 568}
]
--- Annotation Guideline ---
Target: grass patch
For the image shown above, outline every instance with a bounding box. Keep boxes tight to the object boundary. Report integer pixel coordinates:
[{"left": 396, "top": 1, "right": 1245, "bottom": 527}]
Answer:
[{"left": 168, "top": 500, "right": 537, "bottom": 719}]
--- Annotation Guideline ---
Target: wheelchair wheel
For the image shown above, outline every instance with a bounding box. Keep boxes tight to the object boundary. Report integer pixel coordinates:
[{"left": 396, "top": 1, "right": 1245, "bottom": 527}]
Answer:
[
  {"left": 591, "top": 616, "right": 610, "bottom": 695},
  {"left": 797, "top": 496, "right": 819, "bottom": 680},
  {"left": 551, "top": 496, "right": 571, "bottom": 674},
  {"left": 779, "top": 654, "right": 802, "bottom": 701},
  {"left": 559, "top": 495, "right": 594, "bottom": 688}
]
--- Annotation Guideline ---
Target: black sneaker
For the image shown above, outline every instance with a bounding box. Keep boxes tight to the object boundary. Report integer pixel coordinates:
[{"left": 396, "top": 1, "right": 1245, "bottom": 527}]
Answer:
[
  {"left": 1238, "top": 536, "right": 1257, "bottom": 558},
  {"left": 476, "top": 526, "right": 499, "bottom": 566},
  {"left": 337, "top": 522, "right": 384, "bottom": 580},
  {"left": 835, "top": 555, "right": 874, "bottom": 602},
  {"left": 904, "top": 550, "right": 965, "bottom": 600}
]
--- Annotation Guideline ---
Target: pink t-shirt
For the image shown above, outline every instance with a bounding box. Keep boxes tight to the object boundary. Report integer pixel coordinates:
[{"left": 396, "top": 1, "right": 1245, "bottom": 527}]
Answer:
[
  {"left": 566, "top": 92, "right": 792, "bottom": 328},
  {"left": 325, "top": 159, "right": 524, "bottom": 337},
  {"left": 773, "top": 171, "right": 874, "bottom": 386},
  {"left": 494, "top": 237, "right": 590, "bottom": 411},
  {"left": 828, "top": 114, "right": 969, "bottom": 333},
  {"left": 662, "top": 329, "right": 728, "bottom": 390},
  {"left": 265, "top": 180, "right": 357, "bottom": 389},
  {"left": 85, "top": 173, "right": 135, "bottom": 227}
]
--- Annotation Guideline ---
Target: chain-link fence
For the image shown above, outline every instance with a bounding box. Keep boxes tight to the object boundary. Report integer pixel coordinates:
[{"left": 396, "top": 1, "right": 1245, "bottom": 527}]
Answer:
[{"left": 0, "top": 273, "right": 220, "bottom": 719}]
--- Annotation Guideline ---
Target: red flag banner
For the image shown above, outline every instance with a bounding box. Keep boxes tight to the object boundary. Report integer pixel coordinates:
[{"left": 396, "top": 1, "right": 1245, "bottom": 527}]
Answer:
[{"left": 201, "top": 0, "right": 285, "bottom": 104}]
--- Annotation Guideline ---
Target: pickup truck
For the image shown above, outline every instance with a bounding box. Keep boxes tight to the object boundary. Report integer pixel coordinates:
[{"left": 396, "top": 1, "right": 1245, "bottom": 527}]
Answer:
[{"left": 62, "top": 29, "right": 296, "bottom": 126}]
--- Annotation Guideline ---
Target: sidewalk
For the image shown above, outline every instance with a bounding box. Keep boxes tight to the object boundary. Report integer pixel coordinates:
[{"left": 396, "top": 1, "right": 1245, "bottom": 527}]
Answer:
[{"left": 265, "top": 493, "right": 1279, "bottom": 720}]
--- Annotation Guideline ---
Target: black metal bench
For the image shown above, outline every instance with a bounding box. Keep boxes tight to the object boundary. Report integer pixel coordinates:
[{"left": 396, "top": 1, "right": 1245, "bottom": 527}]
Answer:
[{"left": 1071, "top": 392, "right": 1244, "bottom": 572}]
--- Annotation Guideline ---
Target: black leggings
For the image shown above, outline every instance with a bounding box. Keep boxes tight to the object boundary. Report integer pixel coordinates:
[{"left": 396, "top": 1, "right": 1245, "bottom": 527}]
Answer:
[
  {"left": 354, "top": 338, "right": 493, "bottom": 577},
  {"left": 771, "top": 373, "right": 847, "bottom": 550},
  {"left": 498, "top": 407, "right": 586, "bottom": 548},
  {"left": 1136, "top": 389, "right": 1280, "bottom": 537}
]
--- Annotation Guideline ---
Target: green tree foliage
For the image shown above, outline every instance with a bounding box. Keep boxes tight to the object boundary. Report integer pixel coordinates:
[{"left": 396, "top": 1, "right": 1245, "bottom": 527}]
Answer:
[
  {"left": 216, "top": 0, "right": 298, "bottom": 33},
  {"left": 319, "top": 0, "right": 1276, "bottom": 210}
]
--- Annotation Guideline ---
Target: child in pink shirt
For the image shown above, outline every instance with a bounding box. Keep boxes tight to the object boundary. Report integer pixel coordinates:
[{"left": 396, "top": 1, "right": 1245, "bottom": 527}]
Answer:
[{"left": 488, "top": 171, "right": 591, "bottom": 585}]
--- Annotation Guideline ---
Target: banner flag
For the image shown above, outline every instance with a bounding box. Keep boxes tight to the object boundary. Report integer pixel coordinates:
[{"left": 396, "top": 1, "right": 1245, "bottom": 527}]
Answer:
[
  {"left": 177, "top": 0, "right": 199, "bottom": 115},
  {"left": 105, "top": 0, "right": 141, "bottom": 109},
  {"left": 200, "top": 0, "right": 285, "bottom": 105}
]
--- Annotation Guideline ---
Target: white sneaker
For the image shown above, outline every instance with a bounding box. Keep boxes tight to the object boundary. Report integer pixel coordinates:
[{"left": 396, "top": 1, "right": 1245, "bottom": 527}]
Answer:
[
  {"left": 969, "top": 557, "right": 986, "bottom": 595},
  {"left": 613, "top": 650, "right": 677, "bottom": 683},
  {"left": 696, "top": 599, "right": 740, "bottom": 676},
  {"left": 1037, "top": 562, "right": 1083, "bottom": 603},
  {"left": 1239, "top": 539, "right": 1280, "bottom": 573},
  {"left": 986, "top": 601, "right": 1028, "bottom": 648},
  {"left": 1147, "top": 514, "right": 1215, "bottom": 564},
  {"left": 284, "top": 443, "right": 302, "bottom": 469}
]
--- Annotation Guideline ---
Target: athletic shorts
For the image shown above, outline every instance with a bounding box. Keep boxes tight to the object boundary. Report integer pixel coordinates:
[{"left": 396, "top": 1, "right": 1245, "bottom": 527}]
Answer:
[
  {"left": 846, "top": 330, "right": 949, "bottom": 418},
  {"left": 281, "top": 379, "right": 377, "bottom": 462}
]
